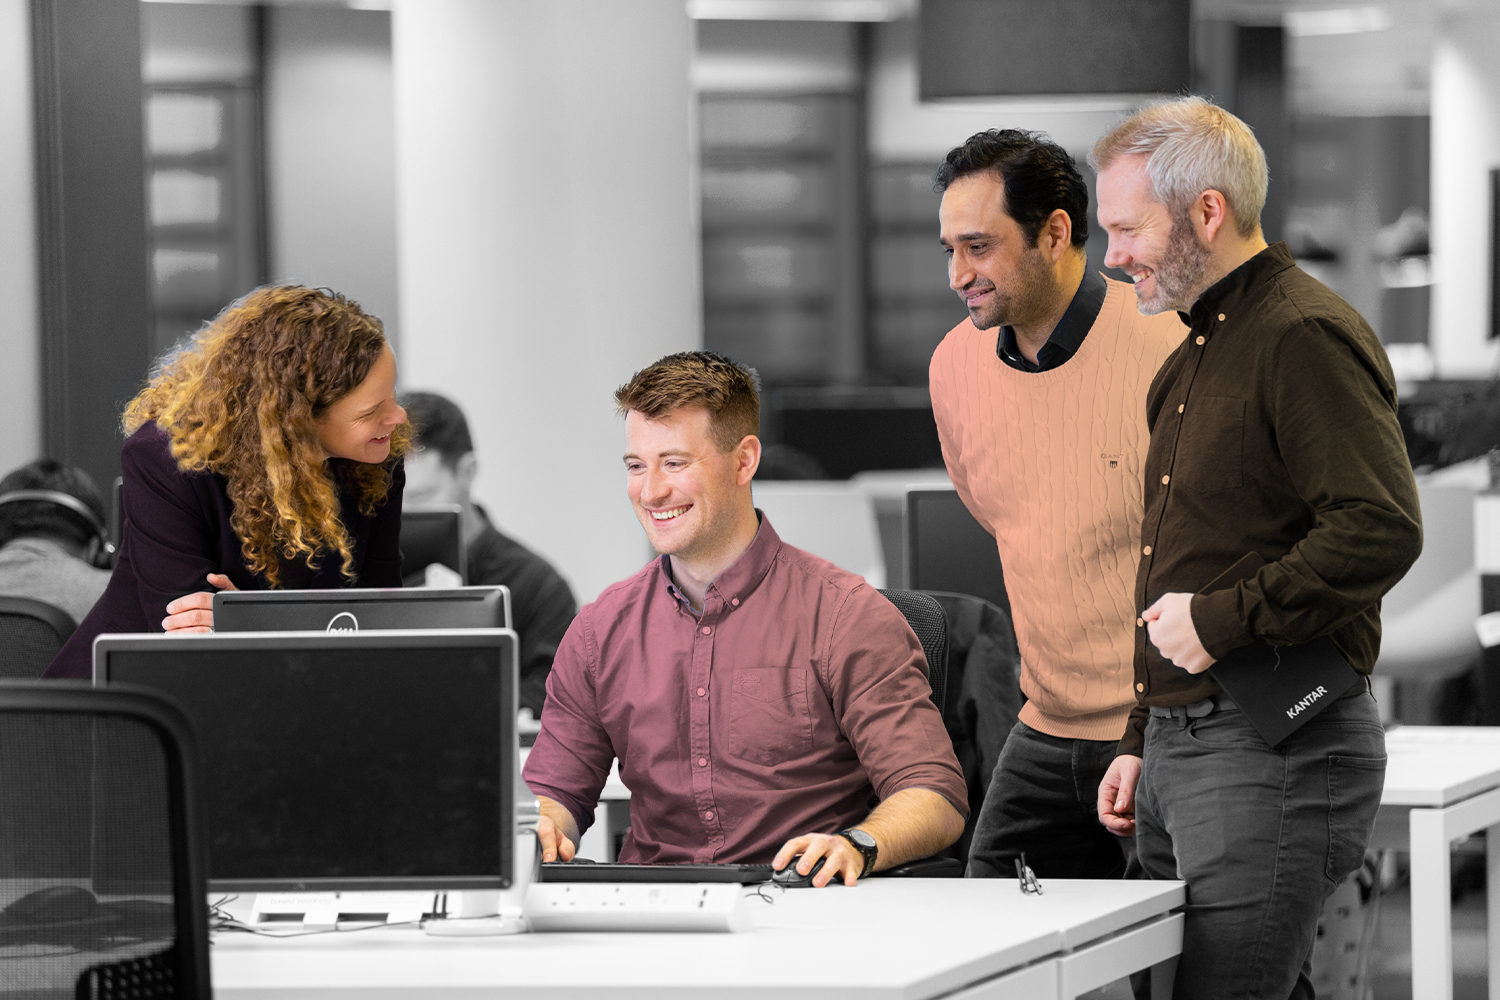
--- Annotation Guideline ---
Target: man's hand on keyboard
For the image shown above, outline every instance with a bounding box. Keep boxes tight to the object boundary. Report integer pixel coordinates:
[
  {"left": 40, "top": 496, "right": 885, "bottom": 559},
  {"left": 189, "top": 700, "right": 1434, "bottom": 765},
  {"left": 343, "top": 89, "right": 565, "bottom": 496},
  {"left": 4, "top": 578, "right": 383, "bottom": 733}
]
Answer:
[
  {"left": 537, "top": 797, "right": 580, "bottom": 863},
  {"left": 772, "top": 833, "right": 864, "bottom": 888}
]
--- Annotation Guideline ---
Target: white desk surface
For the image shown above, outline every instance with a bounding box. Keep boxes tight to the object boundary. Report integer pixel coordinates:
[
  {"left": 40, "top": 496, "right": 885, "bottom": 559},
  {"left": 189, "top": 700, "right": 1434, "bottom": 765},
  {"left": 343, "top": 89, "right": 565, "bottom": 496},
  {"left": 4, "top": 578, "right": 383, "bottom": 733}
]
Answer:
[
  {"left": 1382, "top": 725, "right": 1500, "bottom": 807},
  {"left": 210, "top": 879, "right": 1183, "bottom": 1000}
]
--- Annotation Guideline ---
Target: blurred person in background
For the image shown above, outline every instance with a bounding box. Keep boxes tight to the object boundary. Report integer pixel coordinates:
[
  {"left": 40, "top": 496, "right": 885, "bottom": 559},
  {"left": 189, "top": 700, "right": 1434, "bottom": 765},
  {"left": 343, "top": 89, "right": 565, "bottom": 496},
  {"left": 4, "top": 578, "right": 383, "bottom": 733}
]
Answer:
[
  {"left": 402, "top": 391, "right": 577, "bottom": 719},
  {"left": 44, "top": 285, "right": 409, "bottom": 679},
  {"left": 0, "top": 458, "right": 114, "bottom": 624},
  {"left": 929, "top": 129, "right": 1185, "bottom": 881}
]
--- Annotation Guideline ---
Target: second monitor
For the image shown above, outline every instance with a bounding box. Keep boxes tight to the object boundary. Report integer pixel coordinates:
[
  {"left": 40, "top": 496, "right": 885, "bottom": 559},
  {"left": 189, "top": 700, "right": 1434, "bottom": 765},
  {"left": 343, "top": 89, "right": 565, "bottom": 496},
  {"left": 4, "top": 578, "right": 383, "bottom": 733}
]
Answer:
[{"left": 214, "top": 585, "right": 511, "bottom": 632}]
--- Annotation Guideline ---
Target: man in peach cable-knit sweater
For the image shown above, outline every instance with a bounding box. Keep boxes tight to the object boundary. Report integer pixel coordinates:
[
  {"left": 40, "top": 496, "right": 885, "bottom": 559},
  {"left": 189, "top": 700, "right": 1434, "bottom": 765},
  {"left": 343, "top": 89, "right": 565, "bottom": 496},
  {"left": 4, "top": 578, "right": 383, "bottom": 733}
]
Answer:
[{"left": 930, "top": 130, "right": 1185, "bottom": 879}]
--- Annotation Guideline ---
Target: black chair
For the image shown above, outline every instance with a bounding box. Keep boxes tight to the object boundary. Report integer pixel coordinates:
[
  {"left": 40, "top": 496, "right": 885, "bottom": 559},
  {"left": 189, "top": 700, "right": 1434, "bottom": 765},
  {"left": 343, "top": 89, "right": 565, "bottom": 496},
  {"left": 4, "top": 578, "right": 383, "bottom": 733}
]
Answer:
[
  {"left": 928, "top": 592, "right": 1023, "bottom": 864},
  {"left": 0, "top": 681, "right": 212, "bottom": 999},
  {"left": 0, "top": 595, "right": 77, "bottom": 679},
  {"left": 872, "top": 589, "right": 963, "bottom": 878},
  {"left": 877, "top": 588, "right": 947, "bottom": 710}
]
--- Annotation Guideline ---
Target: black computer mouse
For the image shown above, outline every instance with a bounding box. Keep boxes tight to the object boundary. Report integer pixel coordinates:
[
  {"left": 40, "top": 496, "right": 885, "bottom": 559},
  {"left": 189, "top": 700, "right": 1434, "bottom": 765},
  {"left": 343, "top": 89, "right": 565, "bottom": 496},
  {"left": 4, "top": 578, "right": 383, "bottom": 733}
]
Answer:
[
  {"left": 771, "top": 855, "right": 832, "bottom": 888},
  {"left": 0, "top": 885, "right": 100, "bottom": 925}
]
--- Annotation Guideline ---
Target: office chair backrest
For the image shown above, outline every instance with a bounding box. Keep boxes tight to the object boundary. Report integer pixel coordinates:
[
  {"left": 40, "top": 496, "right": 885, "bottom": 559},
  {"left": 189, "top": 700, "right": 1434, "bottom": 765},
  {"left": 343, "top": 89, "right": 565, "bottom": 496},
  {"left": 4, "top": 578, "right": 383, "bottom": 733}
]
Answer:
[
  {"left": 0, "top": 681, "right": 212, "bottom": 999},
  {"left": 927, "top": 591, "right": 1023, "bottom": 862},
  {"left": 0, "top": 595, "right": 77, "bottom": 679},
  {"left": 877, "top": 589, "right": 947, "bottom": 711}
]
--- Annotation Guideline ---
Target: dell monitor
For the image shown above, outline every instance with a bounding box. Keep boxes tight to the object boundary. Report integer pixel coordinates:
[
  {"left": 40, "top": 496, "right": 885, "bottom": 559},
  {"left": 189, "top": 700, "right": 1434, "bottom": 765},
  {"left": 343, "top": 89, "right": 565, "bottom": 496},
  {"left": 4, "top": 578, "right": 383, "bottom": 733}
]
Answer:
[
  {"left": 93, "top": 628, "right": 518, "bottom": 892},
  {"left": 213, "top": 585, "right": 511, "bottom": 632}
]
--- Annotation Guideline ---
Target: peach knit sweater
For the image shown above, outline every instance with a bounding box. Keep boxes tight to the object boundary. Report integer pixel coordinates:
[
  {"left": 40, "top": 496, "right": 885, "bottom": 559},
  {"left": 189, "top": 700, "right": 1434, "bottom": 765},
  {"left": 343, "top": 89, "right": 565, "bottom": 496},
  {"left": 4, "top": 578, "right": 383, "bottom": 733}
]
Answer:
[{"left": 929, "top": 277, "right": 1185, "bottom": 741}]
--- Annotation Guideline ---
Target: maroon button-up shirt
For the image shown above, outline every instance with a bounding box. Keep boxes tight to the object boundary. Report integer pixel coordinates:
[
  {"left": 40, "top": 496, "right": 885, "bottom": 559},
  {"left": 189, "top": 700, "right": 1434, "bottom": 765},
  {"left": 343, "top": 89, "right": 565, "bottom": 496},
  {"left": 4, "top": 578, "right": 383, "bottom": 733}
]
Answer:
[{"left": 522, "top": 514, "right": 967, "bottom": 864}]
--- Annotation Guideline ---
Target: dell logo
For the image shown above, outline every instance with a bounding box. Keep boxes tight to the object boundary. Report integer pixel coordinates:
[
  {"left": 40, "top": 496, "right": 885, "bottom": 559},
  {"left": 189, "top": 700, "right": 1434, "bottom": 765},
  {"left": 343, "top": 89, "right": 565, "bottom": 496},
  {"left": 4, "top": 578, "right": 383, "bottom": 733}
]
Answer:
[{"left": 326, "top": 612, "right": 359, "bottom": 632}]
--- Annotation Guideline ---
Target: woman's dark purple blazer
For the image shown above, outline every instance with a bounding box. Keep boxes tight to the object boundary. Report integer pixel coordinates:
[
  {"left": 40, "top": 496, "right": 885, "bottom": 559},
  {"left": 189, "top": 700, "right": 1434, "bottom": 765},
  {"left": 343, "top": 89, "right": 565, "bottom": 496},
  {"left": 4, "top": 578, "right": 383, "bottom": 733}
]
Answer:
[{"left": 44, "top": 423, "right": 405, "bottom": 679}]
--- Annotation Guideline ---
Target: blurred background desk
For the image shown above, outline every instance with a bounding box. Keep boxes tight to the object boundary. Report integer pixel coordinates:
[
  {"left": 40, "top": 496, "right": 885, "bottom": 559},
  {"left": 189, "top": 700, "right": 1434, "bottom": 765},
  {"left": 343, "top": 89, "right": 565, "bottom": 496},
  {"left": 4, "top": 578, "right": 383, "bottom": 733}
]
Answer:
[
  {"left": 1372, "top": 726, "right": 1500, "bottom": 1000},
  {"left": 210, "top": 879, "right": 1183, "bottom": 1000}
]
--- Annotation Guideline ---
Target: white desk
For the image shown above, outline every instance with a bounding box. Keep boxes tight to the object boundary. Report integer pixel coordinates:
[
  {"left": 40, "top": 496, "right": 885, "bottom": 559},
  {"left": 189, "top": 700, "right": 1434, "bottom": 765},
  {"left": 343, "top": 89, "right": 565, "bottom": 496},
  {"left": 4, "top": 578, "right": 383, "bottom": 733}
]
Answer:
[
  {"left": 1371, "top": 725, "right": 1500, "bottom": 1000},
  {"left": 210, "top": 879, "right": 1184, "bottom": 999}
]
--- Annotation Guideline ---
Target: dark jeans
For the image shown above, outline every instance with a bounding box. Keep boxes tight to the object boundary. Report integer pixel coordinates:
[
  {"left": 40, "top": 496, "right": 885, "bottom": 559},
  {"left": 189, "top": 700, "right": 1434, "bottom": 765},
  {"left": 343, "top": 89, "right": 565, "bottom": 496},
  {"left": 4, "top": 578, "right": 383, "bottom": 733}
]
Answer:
[
  {"left": 1135, "top": 687, "right": 1385, "bottom": 1000},
  {"left": 967, "top": 721, "right": 1133, "bottom": 879}
]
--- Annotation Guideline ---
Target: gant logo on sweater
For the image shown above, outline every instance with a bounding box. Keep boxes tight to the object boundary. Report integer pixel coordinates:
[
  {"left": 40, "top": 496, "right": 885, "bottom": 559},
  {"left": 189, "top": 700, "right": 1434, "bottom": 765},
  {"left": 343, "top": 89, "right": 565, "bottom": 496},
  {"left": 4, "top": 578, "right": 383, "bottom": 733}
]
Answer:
[{"left": 1101, "top": 453, "right": 1121, "bottom": 469}]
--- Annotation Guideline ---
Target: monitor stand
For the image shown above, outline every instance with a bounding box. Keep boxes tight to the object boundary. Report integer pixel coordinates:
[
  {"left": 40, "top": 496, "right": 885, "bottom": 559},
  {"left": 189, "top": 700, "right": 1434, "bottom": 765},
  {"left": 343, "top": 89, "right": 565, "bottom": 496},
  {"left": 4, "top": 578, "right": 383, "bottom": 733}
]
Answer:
[{"left": 424, "top": 828, "right": 538, "bottom": 936}]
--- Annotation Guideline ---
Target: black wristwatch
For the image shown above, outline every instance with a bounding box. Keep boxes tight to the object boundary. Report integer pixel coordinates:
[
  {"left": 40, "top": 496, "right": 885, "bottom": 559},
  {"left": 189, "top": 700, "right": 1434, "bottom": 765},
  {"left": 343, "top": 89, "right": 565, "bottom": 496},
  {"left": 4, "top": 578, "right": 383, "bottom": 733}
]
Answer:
[{"left": 835, "top": 828, "right": 879, "bottom": 879}]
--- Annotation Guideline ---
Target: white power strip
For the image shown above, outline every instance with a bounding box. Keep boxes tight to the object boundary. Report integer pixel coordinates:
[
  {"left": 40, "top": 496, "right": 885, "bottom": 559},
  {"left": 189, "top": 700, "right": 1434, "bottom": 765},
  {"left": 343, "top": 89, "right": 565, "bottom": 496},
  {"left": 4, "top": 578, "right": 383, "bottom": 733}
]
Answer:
[{"left": 522, "top": 882, "right": 750, "bottom": 933}]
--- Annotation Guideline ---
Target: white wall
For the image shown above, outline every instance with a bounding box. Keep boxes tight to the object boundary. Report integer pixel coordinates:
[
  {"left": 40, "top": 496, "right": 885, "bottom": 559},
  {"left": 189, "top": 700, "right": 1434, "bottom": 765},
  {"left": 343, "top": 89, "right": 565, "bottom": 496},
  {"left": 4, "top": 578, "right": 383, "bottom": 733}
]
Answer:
[
  {"left": 392, "top": 0, "right": 700, "bottom": 604},
  {"left": 0, "top": 0, "right": 39, "bottom": 478},
  {"left": 265, "top": 7, "right": 401, "bottom": 350},
  {"left": 1429, "top": 6, "right": 1500, "bottom": 378}
]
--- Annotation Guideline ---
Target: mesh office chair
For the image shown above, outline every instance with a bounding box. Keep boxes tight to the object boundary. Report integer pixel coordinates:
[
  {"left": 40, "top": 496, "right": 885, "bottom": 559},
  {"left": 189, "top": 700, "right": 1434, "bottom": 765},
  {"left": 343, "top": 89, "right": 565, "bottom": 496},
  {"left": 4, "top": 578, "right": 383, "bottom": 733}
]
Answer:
[
  {"left": 928, "top": 592, "right": 1023, "bottom": 864},
  {"left": 0, "top": 596, "right": 77, "bottom": 680},
  {"left": 0, "top": 681, "right": 212, "bottom": 999},
  {"left": 872, "top": 589, "right": 963, "bottom": 878},
  {"left": 877, "top": 588, "right": 947, "bottom": 711}
]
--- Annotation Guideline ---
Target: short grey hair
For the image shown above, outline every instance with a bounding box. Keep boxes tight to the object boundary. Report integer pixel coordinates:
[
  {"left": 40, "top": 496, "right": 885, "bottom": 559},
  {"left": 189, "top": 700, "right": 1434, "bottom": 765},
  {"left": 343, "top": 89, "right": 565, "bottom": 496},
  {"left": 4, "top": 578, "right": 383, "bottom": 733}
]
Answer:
[{"left": 1090, "top": 96, "right": 1267, "bottom": 238}]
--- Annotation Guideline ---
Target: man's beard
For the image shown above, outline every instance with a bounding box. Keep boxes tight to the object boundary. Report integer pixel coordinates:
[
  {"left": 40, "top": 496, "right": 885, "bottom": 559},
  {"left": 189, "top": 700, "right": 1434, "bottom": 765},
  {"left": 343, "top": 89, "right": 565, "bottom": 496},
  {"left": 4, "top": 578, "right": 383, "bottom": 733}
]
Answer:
[
  {"left": 967, "top": 247, "right": 1058, "bottom": 330},
  {"left": 1137, "top": 214, "right": 1212, "bottom": 316}
]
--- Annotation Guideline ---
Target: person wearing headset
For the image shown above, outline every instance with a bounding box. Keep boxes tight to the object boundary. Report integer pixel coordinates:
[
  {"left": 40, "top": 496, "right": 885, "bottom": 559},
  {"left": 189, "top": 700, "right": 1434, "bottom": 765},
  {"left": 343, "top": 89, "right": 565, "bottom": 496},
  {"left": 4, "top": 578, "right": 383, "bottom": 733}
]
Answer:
[
  {"left": 43, "top": 285, "right": 410, "bottom": 680},
  {"left": 0, "top": 459, "right": 115, "bottom": 625}
]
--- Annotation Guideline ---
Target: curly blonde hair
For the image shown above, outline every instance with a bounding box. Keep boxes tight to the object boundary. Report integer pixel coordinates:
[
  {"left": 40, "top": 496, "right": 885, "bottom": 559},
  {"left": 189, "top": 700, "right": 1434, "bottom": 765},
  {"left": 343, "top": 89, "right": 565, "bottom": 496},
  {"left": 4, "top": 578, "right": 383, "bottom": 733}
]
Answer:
[{"left": 124, "top": 285, "right": 410, "bottom": 586}]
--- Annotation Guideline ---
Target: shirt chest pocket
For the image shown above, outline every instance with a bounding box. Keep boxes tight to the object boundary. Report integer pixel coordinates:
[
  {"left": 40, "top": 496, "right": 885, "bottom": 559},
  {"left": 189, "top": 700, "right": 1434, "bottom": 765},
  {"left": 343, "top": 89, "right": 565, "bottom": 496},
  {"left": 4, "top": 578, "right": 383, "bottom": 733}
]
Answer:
[
  {"left": 1175, "top": 395, "right": 1245, "bottom": 493},
  {"left": 727, "top": 667, "right": 813, "bottom": 768}
]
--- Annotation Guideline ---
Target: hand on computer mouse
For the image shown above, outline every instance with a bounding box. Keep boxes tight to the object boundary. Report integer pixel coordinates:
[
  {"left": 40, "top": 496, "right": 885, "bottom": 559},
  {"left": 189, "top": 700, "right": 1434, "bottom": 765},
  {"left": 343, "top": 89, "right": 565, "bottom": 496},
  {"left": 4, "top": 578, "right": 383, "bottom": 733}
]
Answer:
[
  {"left": 771, "top": 855, "right": 830, "bottom": 889},
  {"left": 771, "top": 832, "right": 864, "bottom": 887}
]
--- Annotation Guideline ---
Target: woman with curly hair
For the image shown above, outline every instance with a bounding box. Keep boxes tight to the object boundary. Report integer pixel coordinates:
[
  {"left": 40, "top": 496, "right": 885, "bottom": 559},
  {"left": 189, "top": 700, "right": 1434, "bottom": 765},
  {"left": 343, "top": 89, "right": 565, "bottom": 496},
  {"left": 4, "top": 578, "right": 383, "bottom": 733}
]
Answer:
[{"left": 44, "top": 285, "right": 409, "bottom": 678}]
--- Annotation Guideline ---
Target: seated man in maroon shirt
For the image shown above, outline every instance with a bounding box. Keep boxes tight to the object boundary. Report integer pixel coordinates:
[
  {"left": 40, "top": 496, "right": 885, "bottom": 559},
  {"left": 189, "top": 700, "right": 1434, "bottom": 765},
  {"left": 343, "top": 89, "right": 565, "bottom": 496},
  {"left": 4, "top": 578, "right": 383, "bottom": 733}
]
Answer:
[{"left": 523, "top": 351, "right": 967, "bottom": 887}]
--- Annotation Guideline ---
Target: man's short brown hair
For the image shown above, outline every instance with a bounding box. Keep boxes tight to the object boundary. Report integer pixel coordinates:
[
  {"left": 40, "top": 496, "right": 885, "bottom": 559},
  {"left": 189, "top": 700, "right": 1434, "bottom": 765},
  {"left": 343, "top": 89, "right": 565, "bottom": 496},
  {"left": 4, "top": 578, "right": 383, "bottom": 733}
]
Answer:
[{"left": 615, "top": 351, "right": 761, "bottom": 452}]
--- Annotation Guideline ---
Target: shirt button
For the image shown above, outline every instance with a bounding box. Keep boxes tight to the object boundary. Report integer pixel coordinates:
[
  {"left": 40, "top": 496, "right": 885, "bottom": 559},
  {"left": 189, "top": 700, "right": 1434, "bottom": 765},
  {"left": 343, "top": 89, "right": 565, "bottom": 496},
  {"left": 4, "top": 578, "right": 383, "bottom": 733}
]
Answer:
[
  {"left": 1195, "top": 335, "right": 1206, "bottom": 345},
  {"left": 1218, "top": 313, "right": 1226, "bottom": 322},
  {"left": 704, "top": 811, "right": 714, "bottom": 820},
  {"left": 1137, "top": 617, "right": 1144, "bottom": 627},
  {"left": 1142, "top": 545, "right": 1151, "bottom": 555},
  {"left": 1136, "top": 682, "right": 1145, "bottom": 692},
  {"left": 701, "top": 626, "right": 712, "bottom": 635},
  {"left": 730, "top": 598, "right": 739, "bottom": 606},
  {"left": 698, "top": 758, "right": 707, "bottom": 767},
  {"left": 697, "top": 687, "right": 706, "bottom": 697},
  {"left": 1161, "top": 475, "right": 1170, "bottom": 485},
  {"left": 1177, "top": 403, "right": 1184, "bottom": 414}
]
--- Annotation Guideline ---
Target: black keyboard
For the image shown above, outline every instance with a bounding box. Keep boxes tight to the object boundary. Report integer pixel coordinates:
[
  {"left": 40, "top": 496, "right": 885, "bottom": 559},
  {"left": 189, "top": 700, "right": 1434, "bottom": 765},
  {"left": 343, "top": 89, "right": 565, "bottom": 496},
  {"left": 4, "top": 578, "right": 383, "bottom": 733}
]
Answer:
[{"left": 540, "top": 861, "right": 773, "bottom": 884}]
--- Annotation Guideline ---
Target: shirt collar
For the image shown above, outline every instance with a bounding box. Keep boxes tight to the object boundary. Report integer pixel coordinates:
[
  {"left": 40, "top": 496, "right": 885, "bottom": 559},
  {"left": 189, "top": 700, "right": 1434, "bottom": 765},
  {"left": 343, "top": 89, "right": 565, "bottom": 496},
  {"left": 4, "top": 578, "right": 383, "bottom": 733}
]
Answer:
[
  {"left": 660, "top": 510, "right": 783, "bottom": 610},
  {"left": 997, "top": 269, "right": 1107, "bottom": 373},
  {"left": 1181, "top": 241, "right": 1296, "bottom": 329}
]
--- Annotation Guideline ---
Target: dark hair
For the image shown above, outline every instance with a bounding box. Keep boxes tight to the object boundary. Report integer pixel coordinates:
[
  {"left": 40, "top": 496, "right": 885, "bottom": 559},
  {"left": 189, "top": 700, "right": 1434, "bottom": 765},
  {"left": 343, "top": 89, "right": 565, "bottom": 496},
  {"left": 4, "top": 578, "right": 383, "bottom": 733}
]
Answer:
[
  {"left": 615, "top": 351, "right": 760, "bottom": 452},
  {"left": 934, "top": 129, "right": 1089, "bottom": 248},
  {"left": 403, "top": 391, "right": 474, "bottom": 470},
  {"left": 0, "top": 458, "right": 108, "bottom": 550}
]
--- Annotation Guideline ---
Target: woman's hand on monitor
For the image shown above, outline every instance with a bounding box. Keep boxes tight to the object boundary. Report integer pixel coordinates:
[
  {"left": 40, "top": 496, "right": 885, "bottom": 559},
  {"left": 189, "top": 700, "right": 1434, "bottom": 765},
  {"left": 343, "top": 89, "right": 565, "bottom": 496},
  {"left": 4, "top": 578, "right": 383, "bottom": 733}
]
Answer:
[{"left": 163, "top": 573, "right": 238, "bottom": 633}]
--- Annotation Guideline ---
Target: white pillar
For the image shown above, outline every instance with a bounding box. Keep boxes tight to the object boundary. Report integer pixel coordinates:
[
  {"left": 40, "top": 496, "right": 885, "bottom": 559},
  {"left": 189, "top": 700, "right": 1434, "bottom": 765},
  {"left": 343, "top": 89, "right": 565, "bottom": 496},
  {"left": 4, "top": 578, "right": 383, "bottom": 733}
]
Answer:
[
  {"left": 392, "top": 0, "right": 699, "bottom": 603},
  {"left": 1429, "top": 6, "right": 1500, "bottom": 378},
  {"left": 0, "top": 0, "right": 40, "bottom": 474}
]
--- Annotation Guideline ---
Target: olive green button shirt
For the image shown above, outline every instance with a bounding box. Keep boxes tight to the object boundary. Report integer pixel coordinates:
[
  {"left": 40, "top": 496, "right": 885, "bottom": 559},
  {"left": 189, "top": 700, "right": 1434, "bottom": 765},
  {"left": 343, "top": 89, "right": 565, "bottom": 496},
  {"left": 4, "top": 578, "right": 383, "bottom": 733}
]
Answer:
[{"left": 1120, "top": 242, "right": 1422, "bottom": 758}]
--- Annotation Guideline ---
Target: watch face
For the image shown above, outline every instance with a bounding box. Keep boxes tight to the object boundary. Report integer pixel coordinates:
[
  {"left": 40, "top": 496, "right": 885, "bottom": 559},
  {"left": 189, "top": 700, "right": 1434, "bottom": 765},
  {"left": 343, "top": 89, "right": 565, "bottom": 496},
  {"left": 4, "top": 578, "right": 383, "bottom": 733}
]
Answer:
[{"left": 845, "top": 829, "right": 876, "bottom": 850}]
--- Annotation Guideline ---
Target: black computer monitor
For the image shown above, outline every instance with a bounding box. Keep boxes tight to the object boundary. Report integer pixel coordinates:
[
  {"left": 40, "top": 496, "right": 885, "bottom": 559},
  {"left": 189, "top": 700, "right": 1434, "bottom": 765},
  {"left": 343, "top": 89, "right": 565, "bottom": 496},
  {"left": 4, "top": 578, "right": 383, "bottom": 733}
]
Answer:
[
  {"left": 401, "top": 503, "right": 465, "bottom": 585},
  {"left": 904, "top": 487, "right": 1010, "bottom": 617},
  {"left": 213, "top": 585, "right": 511, "bottom": 632},
  {"left": 94, "top": 629, "right": 518, "bottom": 892}
]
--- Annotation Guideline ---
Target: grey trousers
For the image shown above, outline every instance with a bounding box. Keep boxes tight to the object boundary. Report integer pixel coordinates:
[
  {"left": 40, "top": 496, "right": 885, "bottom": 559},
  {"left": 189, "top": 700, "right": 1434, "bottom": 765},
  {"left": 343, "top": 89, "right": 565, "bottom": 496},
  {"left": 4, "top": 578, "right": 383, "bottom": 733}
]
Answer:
[{"left": 1135, "top": 686, "right": 1385, "bottom": 1000}]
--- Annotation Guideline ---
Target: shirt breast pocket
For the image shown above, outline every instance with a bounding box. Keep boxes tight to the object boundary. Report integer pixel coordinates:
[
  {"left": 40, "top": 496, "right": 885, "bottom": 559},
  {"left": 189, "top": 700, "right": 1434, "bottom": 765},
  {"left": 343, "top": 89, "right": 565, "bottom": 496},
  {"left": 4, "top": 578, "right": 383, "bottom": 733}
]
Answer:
[
  {"left": 1175, "top": 395, "right": 1245, "bottom": 493},
  {"left": 728, "top": 667, "right": 812, "bottom": 768}
]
